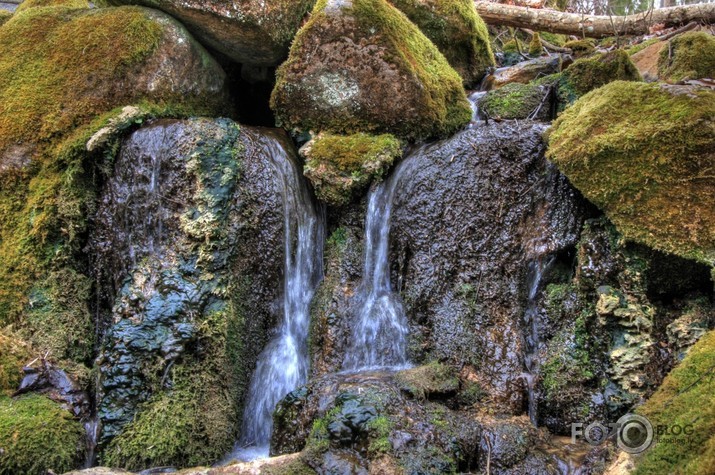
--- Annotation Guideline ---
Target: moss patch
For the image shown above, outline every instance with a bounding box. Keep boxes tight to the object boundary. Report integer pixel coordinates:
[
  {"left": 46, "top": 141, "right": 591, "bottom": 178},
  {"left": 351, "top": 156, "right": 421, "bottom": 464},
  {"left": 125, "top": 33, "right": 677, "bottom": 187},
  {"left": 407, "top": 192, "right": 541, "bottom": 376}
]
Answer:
[
  {"left": 0, "top": 394, "right": 84, "bottom": 475},
  {"left": 547, "top": 81, "right": 715, "bottom": 264},
  {"left": 658, "top": 31, "right": 715, "bottom": 83},
  {"left": 0, "top": 10, "right": 11, "bottom": 26},
  {"left": 395, "top": 361, "right": 459, "bottom": 400},
  {"left": 627, "top": 38, "right": 659, "bottom": 56},
  {"left": 388, "top": 0, "right": 495, "bottom": 86},
  {"left": 478, "top": 82, "right": 547, "bottom": 120},
  {"left": 562, "top": 49, "right": 641, "bottom": 97},
  {"left": 528, "top": 32, "right": 543, "bottom": 56},
  {"left": 634, "top": 330, "right": 715, "bottom": 475},
  {"left": 563, "top": 39, "right": 595, "bottom": 58},
  {"left": 271, "top": 0, "right": 471, "bottom": 141},
  {"left": 302, "top": 132, "right": 402, "bottom": 206},
  {"left": 0, "top": 331, "right": 31, "bottom": 395},
  {"left": 16, "top": 0, "right": 91, "bottom": 11}
]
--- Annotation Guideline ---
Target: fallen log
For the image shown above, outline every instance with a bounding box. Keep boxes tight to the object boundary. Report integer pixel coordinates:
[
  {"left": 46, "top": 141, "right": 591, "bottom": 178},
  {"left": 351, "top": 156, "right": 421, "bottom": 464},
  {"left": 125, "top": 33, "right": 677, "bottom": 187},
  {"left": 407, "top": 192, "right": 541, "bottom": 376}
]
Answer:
[{"left": 474, "top": 2, "right": 715, "bottom": 38}]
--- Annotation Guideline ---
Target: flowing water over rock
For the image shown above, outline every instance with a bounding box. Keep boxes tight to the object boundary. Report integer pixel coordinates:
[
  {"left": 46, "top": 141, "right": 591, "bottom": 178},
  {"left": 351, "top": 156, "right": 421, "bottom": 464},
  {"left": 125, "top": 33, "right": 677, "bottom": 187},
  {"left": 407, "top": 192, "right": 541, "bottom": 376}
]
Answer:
[
  {"left": 341, "top": 160, "right": 414, "bottom": 372},
  {"left": 231, "top": 136, "right": 324, "bottom": 461}
]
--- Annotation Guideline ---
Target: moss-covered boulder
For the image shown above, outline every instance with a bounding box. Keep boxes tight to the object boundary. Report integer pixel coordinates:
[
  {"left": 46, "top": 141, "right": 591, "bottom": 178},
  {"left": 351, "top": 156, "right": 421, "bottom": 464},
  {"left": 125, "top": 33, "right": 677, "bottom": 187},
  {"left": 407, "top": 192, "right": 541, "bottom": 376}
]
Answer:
[
  {"left": 0, "top": 331, "right": 31, "bottom": 395},
  {"left": 563, "top": 39, "right": 595, "bottom": 58},
  {"left": 0, "top": 4, "right": 227, "bottom": 334},
  {"left": 0, "top": 394, "right": 84, "bottom": 474},
  {"left": 301, "top": 133, "right": 402, "bottom": 206},
  {"left": 104, "top": 0, "right": 315, "bottom": 66},
  {"left": 658, "top": 31, "right": 715, "bottom": 83},
  {"left": 271, "top": 0, "right": 472, "bottom": 141},
  {"left": 394, "top": 361, "right": 459, "bottom": 400},
  {"left": 388, "top": 0, "right": 495, "bottom": 86},
  {"left": 561, "top": 49, "right": 641, "bottom": 97},
  {"left": 547, "top": 82, "right": 715, "bottom": 265},
  {"left": 477, "top": 82, "right": 551, "bottom": 120},
  {"left": 634, "top": 330, "right": 715, "bottom": 474}
]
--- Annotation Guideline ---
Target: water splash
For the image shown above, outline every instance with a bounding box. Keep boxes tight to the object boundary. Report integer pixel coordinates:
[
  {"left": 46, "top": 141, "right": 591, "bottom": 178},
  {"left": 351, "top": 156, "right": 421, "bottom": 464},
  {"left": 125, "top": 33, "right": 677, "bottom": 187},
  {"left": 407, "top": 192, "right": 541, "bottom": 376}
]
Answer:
[
  {"left": 467, "top": 90, "right": 488, "bottom": 127},
  {"left": 523, "top": 256, "right": 555, "bottom": 426},
  {"left": 342, "top": 159, "right": 415, "bottom": 372},
  {"left": 230, "top": 133, "right": 324, "bottom": 461}
]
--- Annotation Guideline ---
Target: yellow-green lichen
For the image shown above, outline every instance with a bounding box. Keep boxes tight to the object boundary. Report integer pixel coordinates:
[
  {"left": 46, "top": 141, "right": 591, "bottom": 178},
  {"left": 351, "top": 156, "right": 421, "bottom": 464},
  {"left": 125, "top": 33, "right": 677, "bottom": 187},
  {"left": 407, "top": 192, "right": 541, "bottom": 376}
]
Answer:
[
  {"left": 388, "top": 0, "right": 495, "bottom": 86},
  {"left": 302, "top": 132, "right": 402, "bottom": 206},
  {"left": 547, "top": 81, "right": 715, "bottom": 265},
  {"left": 0, "top": 394, "right": 84, "bottom": 475},
  {"left": 658, "top": 31, "right": 715, "bottom": 83},
  {"left": 634, "top": 330, "right": 715, "bottom": 475},
  {"left": 562, "top": 49, "right": 641, "bottom": 97}
]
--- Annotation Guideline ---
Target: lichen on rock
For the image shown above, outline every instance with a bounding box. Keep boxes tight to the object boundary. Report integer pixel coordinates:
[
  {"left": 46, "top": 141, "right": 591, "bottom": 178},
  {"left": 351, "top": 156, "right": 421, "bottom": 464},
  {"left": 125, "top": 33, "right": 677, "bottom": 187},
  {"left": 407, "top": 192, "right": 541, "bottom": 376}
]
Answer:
[{"left": 270, "top": 0, "right": 472, "bottom": 141}]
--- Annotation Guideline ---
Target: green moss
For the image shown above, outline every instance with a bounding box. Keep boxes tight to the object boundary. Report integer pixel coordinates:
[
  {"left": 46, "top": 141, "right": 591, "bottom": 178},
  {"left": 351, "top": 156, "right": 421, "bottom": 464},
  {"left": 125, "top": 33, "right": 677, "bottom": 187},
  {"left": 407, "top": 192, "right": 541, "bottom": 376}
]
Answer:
[
  {"left": 272, "top": 0, "right": 472, "bottom": 141},
  {"left": 395, "top": 361, "right": 459, "bottom": 400},
  {"left": 562, "top": 49, "right": 641, "bottom": 97},
  {"left": 658, "top": 31, "right": 715, "bottom": 83},
  {"left": 303, "top": 133, "right": 402, "bottom": 206},
  {"left": 634, "top": 330, "right": 715, "bottom": 475},
  {"left": 16, "top": 0, "right": 90, "bottom": 11},
  {"left": 540, "top": 32, "right": 567, "bottom": 47},
  {"left": 0, "top": 10, "right": 11, "bottom": 26},
  {"left": 367, "top": 416, "right": 393, "bottom": 455},
  {"left": 502, "top": 38, "right": 526, "bottom": 54},
  {"left": 0, "top": 331, "right": 31, "bottom": 395},
  {"left": 479, "top": 82, "right": 545, "bottom": 120},
  {"left": 528, "top": 32, "right": 543, "bottom": 56},
  {"left": 0, "top": 394, "right": 83, "bottom": 474},
  {"left": 563, "top": 39, "right": 596, "bottom": 58},
  {"left": 627, "top": 38, "right": 659, "bottom": 56},
  {"left": 388, "top": 0, "right": 495, "bottom": 85},
  {"left": 547, "top": 81, "right": 715, "bottom": 264}
]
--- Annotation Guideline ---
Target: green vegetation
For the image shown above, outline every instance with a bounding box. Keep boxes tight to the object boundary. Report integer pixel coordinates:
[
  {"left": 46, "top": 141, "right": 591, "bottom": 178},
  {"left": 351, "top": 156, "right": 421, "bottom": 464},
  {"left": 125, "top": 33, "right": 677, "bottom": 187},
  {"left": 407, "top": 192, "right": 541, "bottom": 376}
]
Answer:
[
  {"left": 0, "top": 10, "right": 11, "bottom": 26},
  {"left": 303, "top": 133, "right": 402, "bottom": 206},
  {"left": 562, "top": 49, "right": 641, "bottom": 97},
  {"left": 367, "top": 416, "right": 393, "bottom": 455},
  {"left": 540, "top": 31, "right": 567, "bottom": 47},
  {"left": 389, "top": 0, "right": 495, "bottom": 85},
  {"left": 658, "top": 31, "right": 715, "bottom": 83},
  {"left": 0, "top": 394, "right": 84, "bottom": 475},
  {"left": 272, "top": 0, "right": 472, "bottom": 141},
  {"left": 635, "top": 330, "right": 715, "bottom": 475},
  {"left": 563, "top": 39, "right": 595, "bottom": 58},
  {"left": 547, "top": 81, "right": 715, "bottom": 264},
  {"left": 479, "top": 82, "right": 546, "bottom": 120},
  {"left": 16, "top": 0, "right": 90, "bottom": 11},
  {"left": 627, "top": 38, "right": 659, "bottom": 56},
  {"left": 528, "top": 32, "right": 543, "bottom": 56},
  {"left": 0, "top": 331, "right": 31, "bottom": 395},
  {"left": 395, "top": 361, "right": 459, "bottom": 400},
  {"left": 502, "top": 38, "right": 526, "bottom": 54}
]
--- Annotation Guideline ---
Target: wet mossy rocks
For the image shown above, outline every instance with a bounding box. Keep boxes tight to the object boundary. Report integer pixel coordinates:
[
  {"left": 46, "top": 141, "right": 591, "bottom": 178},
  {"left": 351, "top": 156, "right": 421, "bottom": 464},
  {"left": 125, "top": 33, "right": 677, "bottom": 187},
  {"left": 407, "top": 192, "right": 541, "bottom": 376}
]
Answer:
[
  {"left": 0, "top": 394, "right": 84, "bottom": 475},
  {"left": 478, "top": 82, "right": 550, "bottom": 120},
  {"left": 634, "top": 330, "right": 715, "bottom": 475},
  {"left": 658, "top": 31, "right": 715, "bottom": 83},
  {"left": 388, "top": 0, "right": 495, "bottom": 86},
  {"left": 271, "top": 0, "right": 472, "bottom": 141},
  {"left": 562, "top": 49, "right": 641, "bottom": 97},
  {"left": 0, "top": 4, "right": 227, "bottom": 332},
  {"left": 104, "top": 0, "right": 316, "bottom": 66},
  {"left": 547, "top": 82, "right": 715, "bottom": 265},
  {"left": 301, "top": 132, "right": 402, "bottom": 206}
]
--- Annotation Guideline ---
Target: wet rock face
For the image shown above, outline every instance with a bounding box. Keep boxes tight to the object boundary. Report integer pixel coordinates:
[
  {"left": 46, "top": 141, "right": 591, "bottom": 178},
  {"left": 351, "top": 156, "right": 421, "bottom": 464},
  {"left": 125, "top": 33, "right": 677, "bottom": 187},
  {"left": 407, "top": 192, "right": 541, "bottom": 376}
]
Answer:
[
  {"left": 94, "top": 119, "right": 287, "bottom": 446},
  {"left": 389, "top": 123, "right": 586, "bottom": 412},
  {"left": 105, "top": 0, "right": 316, "bottom": 66}
]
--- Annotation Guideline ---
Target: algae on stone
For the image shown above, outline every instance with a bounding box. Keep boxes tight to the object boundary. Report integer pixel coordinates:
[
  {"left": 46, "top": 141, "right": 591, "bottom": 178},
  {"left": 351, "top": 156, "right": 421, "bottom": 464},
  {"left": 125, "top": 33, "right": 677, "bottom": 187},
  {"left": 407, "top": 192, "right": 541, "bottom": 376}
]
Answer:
[
  {"left": 271, "top": 0, "right": 472, "bottom": 141},
  {"left": 658, "top": 31, "right": 715, "bottom": 83},
  {"left": 547, "top": 81, "right": 715, "bottom": 265},
  {"left": 301, "top": 132, "right": 402, "bottom": 206},
  {"left": 388, "top": 0, "right": 495, "bottom": 86}
]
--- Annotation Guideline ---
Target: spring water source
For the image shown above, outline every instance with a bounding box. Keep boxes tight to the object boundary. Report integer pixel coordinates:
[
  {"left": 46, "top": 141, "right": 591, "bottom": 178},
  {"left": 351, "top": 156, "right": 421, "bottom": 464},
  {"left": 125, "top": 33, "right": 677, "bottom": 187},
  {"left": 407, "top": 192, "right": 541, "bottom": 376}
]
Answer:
[
  {"left": 230, "top": 135, "right": 324, "bottom": 461},
  {"left": 342, "top": 158, "right": 415, "bottom": 372}
]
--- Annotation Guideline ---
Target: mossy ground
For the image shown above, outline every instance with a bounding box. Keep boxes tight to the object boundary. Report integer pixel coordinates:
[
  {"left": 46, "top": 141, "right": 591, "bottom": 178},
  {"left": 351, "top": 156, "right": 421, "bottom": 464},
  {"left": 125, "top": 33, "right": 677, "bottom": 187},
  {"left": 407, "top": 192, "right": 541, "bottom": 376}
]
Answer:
[
  {"left": 658, "top": 31, "right": 715, "bottom": 83},
  {"left": 0, "top": 330, "right": 31, "bottom": 395},
  {"left": 562, "top": 49, "right": 641, "bottom": 97},
  {"left": 634, "top": 330, "right": 715, "bottom": 474},
  {"left": 272, "top": 0, "right": 471, "bottom": 141},
  {"left": 0, "top": 394, "right": 84, "bottom": 475},
  {"left": 388, "top": 0, "right": 494, "bottom": 85},
  {"left": 547, "top": 81, "right": 715, "bottom": 264}
]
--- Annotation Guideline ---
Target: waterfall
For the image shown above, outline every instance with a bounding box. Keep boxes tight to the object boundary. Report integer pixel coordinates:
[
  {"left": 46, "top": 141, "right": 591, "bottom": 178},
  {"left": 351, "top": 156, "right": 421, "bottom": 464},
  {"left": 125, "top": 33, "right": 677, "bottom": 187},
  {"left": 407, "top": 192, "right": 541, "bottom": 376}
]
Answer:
[
  {"left": 523, "top": 256, "right": 555, "bottom": 426},
  {"left": 342, "top": 159, "right": 414, "bottom": 372},
  {"left": 230, "top": 134, "right": 323, "bottom": 461}
]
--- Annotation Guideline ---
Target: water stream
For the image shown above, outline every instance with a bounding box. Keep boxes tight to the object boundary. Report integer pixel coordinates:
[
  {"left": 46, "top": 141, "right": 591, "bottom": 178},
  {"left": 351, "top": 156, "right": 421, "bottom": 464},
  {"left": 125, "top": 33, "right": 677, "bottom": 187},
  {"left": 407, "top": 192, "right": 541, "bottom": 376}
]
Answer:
[
  {"left": 229, "top": 134, "right": 324, "bottom": 461},
  {"left": 342, "top": 159, "right": 414, "bottom": 372}
]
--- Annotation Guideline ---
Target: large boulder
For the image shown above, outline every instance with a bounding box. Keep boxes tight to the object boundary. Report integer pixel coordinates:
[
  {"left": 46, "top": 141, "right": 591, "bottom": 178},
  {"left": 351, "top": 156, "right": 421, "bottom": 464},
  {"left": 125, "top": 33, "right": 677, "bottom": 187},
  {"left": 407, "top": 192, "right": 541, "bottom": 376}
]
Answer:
[
  {"left": 104, "top": 0, "right": 316, "bottom": 66},
  {"left": 658, "top": 31, "right": 715, "bottom": 83},
  {"left": 270, "top": 0, "right": 472, "bottom": 141},
  {"left": 547, "top": 81, "right": 715, "bottom": 265},
  {"left": 561, "top": 49, "right": 641, "bottom": 97},
  {"left": 388, "top": 0, "right": 495, "bottom": 87}
]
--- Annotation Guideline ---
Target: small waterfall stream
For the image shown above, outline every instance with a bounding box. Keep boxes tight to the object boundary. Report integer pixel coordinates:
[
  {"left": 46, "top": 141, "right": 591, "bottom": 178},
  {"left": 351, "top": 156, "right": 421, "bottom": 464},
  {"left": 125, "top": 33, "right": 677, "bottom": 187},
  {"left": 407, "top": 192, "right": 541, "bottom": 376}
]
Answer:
[
  {"left": 523, "top": 256, "right": 555, "bottom": 426},
  {"left": 342, "top": 159, "right": 413, "bottom": 372},
  {"left": 230, "top": 134, "right": 324, "bottom": 461}
]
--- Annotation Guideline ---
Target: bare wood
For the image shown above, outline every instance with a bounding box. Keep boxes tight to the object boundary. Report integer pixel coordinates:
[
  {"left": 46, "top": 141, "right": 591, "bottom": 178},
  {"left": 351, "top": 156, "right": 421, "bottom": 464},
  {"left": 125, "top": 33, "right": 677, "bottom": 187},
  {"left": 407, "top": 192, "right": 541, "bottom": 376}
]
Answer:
[{"left": 474, "top": 2, "right": 715, "bottom": 38}]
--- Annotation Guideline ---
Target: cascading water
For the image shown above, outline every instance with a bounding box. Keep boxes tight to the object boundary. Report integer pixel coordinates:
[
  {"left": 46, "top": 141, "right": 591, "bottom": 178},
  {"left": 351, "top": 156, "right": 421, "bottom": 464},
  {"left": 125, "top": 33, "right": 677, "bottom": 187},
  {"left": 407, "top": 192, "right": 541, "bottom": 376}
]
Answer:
[
  {"left": 523, "top": 256, "right": 555, "bottom": 426},
  {"left": 342, "top": 160, "right": 413, "bottom": 372},
  {"left": 230, "top": 133, "right": 323, "bottom": 461}
]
